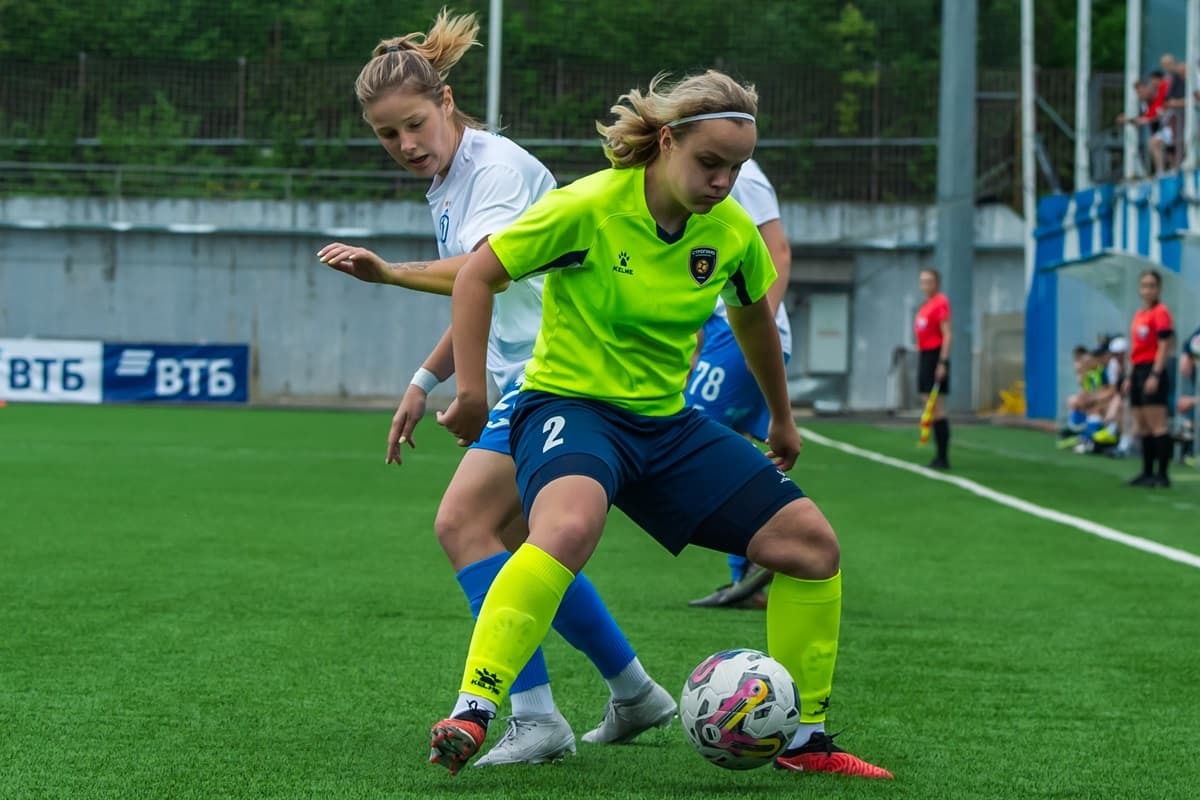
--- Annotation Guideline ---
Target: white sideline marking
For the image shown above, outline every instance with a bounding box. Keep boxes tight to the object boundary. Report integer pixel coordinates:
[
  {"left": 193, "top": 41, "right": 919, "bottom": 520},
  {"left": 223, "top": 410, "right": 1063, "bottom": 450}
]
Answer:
[{"left": 798, "top": 427, "right": 1200, "bottom": 570}]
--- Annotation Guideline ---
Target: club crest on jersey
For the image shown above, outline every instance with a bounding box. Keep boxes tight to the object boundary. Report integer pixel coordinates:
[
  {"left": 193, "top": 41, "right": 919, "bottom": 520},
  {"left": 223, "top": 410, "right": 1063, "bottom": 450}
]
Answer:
[{"left": 689, "top": 247, "right": 718, "bottom": 286}]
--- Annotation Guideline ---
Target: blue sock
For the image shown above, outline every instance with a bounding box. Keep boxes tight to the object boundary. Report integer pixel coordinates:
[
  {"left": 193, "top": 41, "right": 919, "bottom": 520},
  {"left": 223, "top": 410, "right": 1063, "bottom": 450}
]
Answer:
[
  {"left": 1068, "top": 409, "right": 1087, "bottom": 430},
  {"left": 1084, "top": 415, "right": 1102, "bottom": 440},
  {"left": 456, "top": 552, "right": 552, "bottom": 695},
  {"left": 727, "top": 554, "right": 749, "bottom": 583},
  {"left": 552, "top": 572, "right": 637, "bottom": 679}
]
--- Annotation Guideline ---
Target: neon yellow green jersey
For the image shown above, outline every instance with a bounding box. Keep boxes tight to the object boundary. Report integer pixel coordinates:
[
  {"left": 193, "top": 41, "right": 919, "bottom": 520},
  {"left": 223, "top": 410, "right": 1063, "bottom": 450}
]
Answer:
[{"left": 489, "top": 166, "right": 776, "bottom": 416}]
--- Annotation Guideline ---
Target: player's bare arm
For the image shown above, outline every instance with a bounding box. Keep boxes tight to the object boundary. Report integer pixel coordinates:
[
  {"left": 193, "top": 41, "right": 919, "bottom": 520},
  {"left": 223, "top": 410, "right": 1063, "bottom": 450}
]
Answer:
[
  {"left": 440, "top": 242, "right": 509, "bottom": 444},
  {"left": 318, "top": 244, "right": 471, "bottom": 294},
  {"left": 388, "top": 327, "right": 456, "bottom": 465},
  {"left": 725, "top": 298, "right": 800, "bottom": 469}
]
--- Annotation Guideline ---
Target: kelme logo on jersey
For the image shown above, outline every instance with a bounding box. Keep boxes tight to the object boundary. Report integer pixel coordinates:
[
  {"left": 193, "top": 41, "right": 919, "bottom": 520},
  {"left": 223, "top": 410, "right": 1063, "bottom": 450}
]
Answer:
[
  {"left": 613, "top": 251, "right": 633, "bottom": 275},
  {"left": 689, "top": 247, "right": 718, "bottom": 286}
]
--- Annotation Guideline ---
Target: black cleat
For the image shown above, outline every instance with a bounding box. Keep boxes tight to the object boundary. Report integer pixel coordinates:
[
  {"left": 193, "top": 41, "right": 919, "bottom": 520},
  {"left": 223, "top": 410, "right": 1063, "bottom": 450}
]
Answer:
[{"left": 688, "top": 565, "right": 773, "bottom": 608}]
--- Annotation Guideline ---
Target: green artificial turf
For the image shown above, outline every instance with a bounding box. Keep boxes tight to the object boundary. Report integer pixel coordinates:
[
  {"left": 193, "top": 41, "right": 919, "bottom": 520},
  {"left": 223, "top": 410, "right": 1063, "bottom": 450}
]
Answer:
[{"left": 2, "top": 405, "right": 1197, "bottom": 799}]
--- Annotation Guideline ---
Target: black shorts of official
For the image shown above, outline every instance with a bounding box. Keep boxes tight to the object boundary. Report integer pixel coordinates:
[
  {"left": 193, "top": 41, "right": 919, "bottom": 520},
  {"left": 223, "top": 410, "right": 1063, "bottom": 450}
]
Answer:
[
  {"left": 917, "top": 349, "right": 949, "bottom": 395},
  {"left": 1130, "top": 362, "right": 1170, "bottom": 407},
  {"left": 509, "top": 390, "right": 806, "bottom": 557}
]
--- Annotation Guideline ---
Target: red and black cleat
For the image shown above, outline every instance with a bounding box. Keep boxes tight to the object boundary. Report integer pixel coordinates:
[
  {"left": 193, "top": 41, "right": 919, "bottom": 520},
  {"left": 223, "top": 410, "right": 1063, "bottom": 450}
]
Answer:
[{"left": 774, "top": 731, "right": 894, "bottom": 780}]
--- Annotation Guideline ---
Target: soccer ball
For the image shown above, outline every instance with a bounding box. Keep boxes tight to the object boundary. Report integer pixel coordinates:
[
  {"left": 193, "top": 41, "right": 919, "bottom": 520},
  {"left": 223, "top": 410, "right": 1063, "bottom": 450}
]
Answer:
[{"left": 679, "top": 648, "right": 800, "bottom": 770}]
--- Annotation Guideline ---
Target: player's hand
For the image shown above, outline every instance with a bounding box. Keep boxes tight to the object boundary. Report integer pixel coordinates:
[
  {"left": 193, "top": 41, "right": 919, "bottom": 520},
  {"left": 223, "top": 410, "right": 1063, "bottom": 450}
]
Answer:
[
  {"left": 1122, "top": 377, "right": 1131, "bottom": 396},
  {"left": 317, "top": 242, "right": 392, "bottom": 284},
  {"left": 386, "top": 385, "right": 427, "bottom": 465},
  {"left": 765, "top": 418, "right": 802, "bottom": 471},
  {"left": 934, "top": 363, "right": 947, "bottom": 382},
  {"left": 437, "top": 392, "right": 489, "bottom": 446},
  {"left": 1145, "top": 374, "right": 1159, "bottom": 395}
]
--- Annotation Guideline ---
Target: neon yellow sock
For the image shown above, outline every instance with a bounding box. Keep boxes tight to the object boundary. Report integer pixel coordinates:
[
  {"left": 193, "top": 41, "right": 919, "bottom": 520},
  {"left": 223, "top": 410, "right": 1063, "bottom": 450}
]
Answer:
[
  {"left": 458, "top": 544, "right": 575, "bottom": 706},
  {"left": 766, "top": 571, "right": 841, "bottom": 724}
]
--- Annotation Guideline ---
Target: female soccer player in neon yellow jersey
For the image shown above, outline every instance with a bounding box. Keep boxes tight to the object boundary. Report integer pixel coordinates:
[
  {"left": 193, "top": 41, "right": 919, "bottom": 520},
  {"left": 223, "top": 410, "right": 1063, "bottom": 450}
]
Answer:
[
  {"left": 316, "top": 9, "right": 674, "bottom": 767},
  {"left": 434, "top": 70, "right": 892, "bottom": 779}
]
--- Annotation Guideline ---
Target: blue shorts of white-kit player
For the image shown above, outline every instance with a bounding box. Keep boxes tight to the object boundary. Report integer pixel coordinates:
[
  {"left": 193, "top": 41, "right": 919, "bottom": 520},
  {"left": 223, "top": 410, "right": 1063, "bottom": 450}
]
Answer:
[
  {"left": 509, "top": 390, "right": 806, "bottom": 556},
  {"left": 686, "top": 314, "right": 790, "bottom": 442},
  {"left": 469, "top": 378, "right": 523, "bottom": 456}
]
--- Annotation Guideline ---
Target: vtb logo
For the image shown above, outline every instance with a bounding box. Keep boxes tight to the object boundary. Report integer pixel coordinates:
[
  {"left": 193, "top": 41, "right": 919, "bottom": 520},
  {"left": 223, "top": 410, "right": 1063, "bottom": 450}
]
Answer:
[{"left": 115, "top": 348, "right": 238, "bottom": 398}]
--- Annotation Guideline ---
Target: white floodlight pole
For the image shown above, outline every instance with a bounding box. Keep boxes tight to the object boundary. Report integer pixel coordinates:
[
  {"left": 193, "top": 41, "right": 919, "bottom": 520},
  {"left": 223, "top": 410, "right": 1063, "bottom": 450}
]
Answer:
[
  {"left": 1022, "top": 0, "right": 1037, "bottom": 289},
  {"left": 486, "top": 0, "right": 503, "bottom": 131},
  {"left": 1075, "top": 0, "right": 1092, "bottom": 189},
  {"left": 1124, "top": 0, "right": 1143, "bottom": 179},
  {"left": 1186, "top": 0, "right": 1199, "bottom": 169}
]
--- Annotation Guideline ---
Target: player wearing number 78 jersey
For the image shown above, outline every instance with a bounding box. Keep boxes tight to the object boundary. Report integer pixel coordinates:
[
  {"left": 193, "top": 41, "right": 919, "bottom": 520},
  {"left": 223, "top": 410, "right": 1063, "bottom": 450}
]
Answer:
[{"left": 685, "top": 158, "right": 792, "bottom": 610}]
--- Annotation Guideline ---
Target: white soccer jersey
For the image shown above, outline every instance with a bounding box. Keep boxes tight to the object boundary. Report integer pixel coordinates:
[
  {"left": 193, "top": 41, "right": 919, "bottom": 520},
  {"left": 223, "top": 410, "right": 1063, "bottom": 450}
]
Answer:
[
  {"left": 719, "top": 158, "right": 792, "bottom": 355},
  {"left": 426, "top": 126, "right": 555, "bottom": 390}
]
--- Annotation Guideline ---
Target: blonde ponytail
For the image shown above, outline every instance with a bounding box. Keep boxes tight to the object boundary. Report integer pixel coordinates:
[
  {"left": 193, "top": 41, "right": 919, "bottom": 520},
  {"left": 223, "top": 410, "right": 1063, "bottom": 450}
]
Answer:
[
  {"left": 596, "top": 71, "right": 758, "bottom": 168},
  {"left": 355, "top": 8, "right": 483, "bottom": 128}
]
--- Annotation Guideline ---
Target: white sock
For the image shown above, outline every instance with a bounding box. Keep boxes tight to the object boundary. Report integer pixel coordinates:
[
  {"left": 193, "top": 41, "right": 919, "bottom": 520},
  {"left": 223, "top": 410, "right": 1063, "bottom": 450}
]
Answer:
[
  {"left": 787, "top": 721, "right": 826, "bottom": 749},
  {"left": 509, "top": 683, "right": 557, "bottom": 718},
  {"left": 451, "top": 692, "right": 498, "bottom": 720},
  {"left": 606, "top": 657, "right": 652, "bottom": 701},
  {"left": 1106, "top": 422, "right": 1119, "bottom": 436}
]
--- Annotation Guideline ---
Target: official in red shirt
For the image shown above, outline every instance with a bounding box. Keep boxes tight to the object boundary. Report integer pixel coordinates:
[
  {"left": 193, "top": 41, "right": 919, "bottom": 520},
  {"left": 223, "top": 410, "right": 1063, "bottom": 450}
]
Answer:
[
  {"left": 1124, "top": 269, "right": 1175, "bottom": 487},
  {"left": 915, "top": 268, "right": 952, "bottom": 469}
]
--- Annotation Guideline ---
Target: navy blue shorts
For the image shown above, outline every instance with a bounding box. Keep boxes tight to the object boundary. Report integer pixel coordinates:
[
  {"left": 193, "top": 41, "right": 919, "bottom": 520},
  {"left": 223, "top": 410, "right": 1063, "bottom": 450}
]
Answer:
[
  {"left": 469, "top": 378, "right": 523, "bottom": 456},
  {"left": 509, "top": 390, "right": 806, "bottom": 556},
  {"left": 686, "top": 314, "right": 790, "bottom": 441}
]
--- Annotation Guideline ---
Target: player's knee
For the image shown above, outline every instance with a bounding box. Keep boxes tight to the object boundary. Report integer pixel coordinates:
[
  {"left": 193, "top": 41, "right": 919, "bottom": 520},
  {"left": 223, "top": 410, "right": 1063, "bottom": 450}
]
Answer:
[
  {"left": 434, "top": 502, "right": 504, "bottom": 562},
  {"left": 526, "top": 517, "right": 600, "bottom": 573},
  {"left": 746, "top": 500, "right": 840, "bottom": 580}
]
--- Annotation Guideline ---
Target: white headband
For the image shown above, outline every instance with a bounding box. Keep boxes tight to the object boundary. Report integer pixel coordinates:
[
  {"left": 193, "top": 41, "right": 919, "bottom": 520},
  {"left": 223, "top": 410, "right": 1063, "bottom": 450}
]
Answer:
[{"left": 666, "top": 111, "right": 756, "bottom": 128}]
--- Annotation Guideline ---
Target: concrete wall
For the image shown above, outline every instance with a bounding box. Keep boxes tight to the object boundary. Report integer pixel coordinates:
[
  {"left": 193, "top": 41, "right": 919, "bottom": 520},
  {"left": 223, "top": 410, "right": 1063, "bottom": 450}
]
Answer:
[
  {"left": 0, "top": 196, "right": 1027, "bottom": 408},
  {"left": 0, "top": 196, "right": 433, "bottom": 236},
  {"left": 0, "top": 226, "right": 448, "bottom": 403},
  {"left": 844, "top": 247, "right": 1026, "bottom": 411}
]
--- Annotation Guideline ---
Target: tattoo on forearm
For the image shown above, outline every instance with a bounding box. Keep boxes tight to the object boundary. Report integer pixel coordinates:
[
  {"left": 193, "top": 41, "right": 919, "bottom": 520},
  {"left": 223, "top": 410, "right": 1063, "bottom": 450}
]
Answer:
[{"left": 391, "top": 262, "right": 431, "bottom": 273}]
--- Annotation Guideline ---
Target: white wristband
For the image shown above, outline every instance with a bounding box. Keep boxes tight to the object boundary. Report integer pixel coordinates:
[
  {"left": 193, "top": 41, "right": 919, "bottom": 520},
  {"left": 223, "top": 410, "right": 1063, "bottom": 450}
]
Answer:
[{"left": 410, "top": 367, "right": 440, "bottom": 394}]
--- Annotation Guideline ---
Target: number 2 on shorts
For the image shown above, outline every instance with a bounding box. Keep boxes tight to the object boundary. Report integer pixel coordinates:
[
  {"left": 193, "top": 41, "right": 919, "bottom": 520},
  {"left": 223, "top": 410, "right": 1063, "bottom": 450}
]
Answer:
[{"left": 542, "top": 415, "right": 566, "bottom": 453}]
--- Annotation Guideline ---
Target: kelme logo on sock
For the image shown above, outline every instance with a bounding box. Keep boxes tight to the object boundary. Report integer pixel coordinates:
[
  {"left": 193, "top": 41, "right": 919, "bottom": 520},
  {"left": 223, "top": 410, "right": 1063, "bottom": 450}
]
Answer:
[{"left": 470, "top": 668, "right": 504, "bottom": 696}]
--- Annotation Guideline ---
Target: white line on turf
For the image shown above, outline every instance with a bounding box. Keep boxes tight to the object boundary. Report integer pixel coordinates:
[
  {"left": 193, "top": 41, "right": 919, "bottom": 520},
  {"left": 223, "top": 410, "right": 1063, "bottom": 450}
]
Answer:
[{"left": 798, "top": 427, "right": 1200, "bottom": 570}]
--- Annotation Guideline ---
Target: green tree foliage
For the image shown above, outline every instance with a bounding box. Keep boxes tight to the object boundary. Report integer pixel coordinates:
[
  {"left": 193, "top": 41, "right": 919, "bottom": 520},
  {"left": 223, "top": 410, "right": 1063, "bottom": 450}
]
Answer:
[
  {"left": 0, "top": 0, "right": 1134, "bottom": 200},
  {"left": 829, "top": 4, "right": 880, "bottom": 136},
  {"left": 2, "top": 0, "right": 1125, "bottom": 67}
]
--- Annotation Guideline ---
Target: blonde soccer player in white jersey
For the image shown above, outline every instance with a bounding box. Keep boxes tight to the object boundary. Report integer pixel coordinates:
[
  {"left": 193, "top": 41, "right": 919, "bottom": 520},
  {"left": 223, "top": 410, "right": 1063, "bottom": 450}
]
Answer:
[
  {"left": 685, "top": 158, "right": 793, "bottom": 609},
  {"left": 316, "top": 9, "right": 674, "bottom": 768},
  {"left": 435, "top": 71, "right": 892, "bottom": 779}
]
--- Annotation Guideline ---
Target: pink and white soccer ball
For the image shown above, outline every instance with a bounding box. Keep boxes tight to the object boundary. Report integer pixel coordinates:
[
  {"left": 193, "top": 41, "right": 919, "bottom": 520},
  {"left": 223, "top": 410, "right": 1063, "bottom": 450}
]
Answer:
[{"left": 679, "top": 648, "right": 801, "bottom": 770}]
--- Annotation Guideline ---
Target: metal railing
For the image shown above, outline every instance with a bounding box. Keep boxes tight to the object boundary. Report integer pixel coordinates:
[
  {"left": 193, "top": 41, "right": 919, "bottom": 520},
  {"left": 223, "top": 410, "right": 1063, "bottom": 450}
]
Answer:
[{"left": 0, "top": 57, "right": 1127, "bottom": 205}]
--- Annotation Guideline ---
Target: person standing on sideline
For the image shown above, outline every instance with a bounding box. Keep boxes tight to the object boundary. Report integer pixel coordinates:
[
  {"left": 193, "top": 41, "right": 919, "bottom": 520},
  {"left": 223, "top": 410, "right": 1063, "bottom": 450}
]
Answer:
[
  {"left": 915, "top": 267, "right": 952, "bottom": 469},
  {"left": 1124, "top": 270, "right": 1175, "bottom": 487}
]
